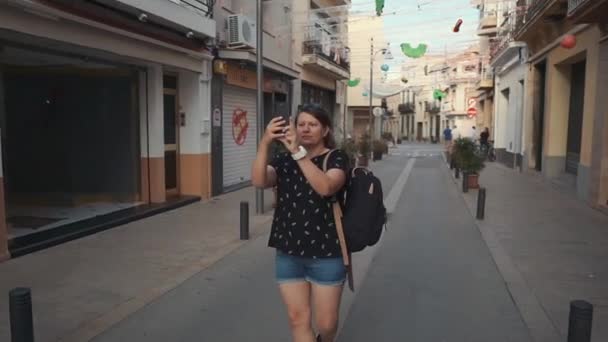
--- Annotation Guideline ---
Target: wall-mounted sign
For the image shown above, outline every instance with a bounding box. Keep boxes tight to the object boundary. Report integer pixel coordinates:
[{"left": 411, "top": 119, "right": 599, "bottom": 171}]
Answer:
[
  {"left": 212, "top": 107, "right": 222, "bottom": 127},
  {"left": 232, "top": 108, "right": 249, "bottom": 145}
]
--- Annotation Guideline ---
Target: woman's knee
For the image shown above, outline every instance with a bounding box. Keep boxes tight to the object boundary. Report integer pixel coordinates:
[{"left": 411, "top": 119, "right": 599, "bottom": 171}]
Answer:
[
  {"left": 315, "top": 313, "right": 338, "bottom": 335},
  {"left": 287, "top": 307, "right": 312, "bottom": 329}
]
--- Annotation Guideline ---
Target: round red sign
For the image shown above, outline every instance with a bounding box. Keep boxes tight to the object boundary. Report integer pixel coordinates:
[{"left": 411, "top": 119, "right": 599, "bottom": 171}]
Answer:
[
  {"left": 232, "top": 108, "right": 249, "bottom": 145},
  {"left": 467, "top": 107, "right": 477, "bottom": 118}
]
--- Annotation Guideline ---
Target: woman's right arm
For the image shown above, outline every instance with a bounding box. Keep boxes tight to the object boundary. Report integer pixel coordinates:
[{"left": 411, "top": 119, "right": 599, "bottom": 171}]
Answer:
[
  {"left": 251, "top": 145, "right": 277, "bottom": 189},
  {"left": 251, "top": 117, "right": 286, "bottom": 189}
]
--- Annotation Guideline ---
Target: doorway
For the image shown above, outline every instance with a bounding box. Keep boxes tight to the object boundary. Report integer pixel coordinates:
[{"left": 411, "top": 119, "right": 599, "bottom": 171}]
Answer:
[
  {"left": 417, "top": 122, "right": 423, "bottom": 141},
  {"left": 534, "top": 61, "right": 546, "bottom": 172},
  {"left": 163, "top": 75, "right": 179, "bottom": 197},
  {"left": 566, "top": 61, "right": 586, "bottom": 175}
]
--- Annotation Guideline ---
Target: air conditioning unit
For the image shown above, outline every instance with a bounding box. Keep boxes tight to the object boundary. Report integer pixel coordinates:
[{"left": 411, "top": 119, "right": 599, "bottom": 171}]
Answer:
[{"left": 227, "top": 14, "right": 256, "bottom": 49}]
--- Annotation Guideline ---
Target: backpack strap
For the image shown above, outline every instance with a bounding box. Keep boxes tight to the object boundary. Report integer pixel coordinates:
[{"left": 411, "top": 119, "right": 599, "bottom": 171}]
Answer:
[
  {"left": 322, "top": 150, "right": 352, "bottom": 273},
  {"left": 322, "top": 149, "right": 336, "bottom": 173}
]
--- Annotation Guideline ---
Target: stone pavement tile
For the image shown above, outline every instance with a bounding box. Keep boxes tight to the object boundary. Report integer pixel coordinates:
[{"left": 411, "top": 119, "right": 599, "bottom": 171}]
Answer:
[
  {"left": 0, "top": 188, "right": 274, "bottom": 342},
  {"left": 457, "top": 163, "right": 608, "bottom": 341}
]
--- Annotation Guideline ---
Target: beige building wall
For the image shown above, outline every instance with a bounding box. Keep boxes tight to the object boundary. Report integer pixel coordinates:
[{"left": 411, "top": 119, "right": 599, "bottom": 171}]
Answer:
[
  {"left": 541, "top": 26, "right": 599, "bottom": 183},
  {"left": 347, "top": 16, "right": 386, "bottom": 108}
]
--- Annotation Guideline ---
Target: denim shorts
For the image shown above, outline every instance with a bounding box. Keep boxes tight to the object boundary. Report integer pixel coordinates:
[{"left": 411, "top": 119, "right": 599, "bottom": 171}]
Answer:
[{"left": 275, "top": 250, "right": 346, "bottom": 286}]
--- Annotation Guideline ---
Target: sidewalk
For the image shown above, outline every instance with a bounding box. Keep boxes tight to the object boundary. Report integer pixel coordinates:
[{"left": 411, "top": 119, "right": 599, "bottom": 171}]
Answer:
[
  {"left": 454, "top": 163, "right": 608, "bottom": 341},
  {"left": 0, "top": 187, "right": 275, "bottom": 342}
]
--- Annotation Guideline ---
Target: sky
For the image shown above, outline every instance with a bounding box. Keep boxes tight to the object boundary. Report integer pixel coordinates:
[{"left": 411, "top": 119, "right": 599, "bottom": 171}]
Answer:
[{"left": 347, "top": 0, "right": 481, "bottom": 77}]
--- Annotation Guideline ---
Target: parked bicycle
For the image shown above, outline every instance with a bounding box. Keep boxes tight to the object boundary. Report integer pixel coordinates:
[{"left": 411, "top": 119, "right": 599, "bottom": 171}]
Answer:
[{"left": 478, "top": 140, "right": 496, "bottom": 162}]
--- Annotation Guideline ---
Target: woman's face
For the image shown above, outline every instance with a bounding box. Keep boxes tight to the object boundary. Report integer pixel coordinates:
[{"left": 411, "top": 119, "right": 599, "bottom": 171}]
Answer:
[{"left": 296, "top": 112, "right": 328, "bottom": 148}]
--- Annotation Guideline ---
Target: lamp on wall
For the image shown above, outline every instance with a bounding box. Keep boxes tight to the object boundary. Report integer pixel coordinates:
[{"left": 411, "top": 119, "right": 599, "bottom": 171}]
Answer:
[{"left": 213, "top": 60, "right": 228, "bottom": 75}]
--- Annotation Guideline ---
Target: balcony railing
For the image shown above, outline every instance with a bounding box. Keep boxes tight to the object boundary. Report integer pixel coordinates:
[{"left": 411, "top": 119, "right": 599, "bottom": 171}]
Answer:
[
  {"left": 525, "top": 0, "right": 553, "bottom": 22},
  {"left": 398, "top": 103, "right": 415, "bottom": 114},
  {"left": 568, "top": 0, "right": 590, "bottom": 16},
  {"left": 425, "top": 101, "right": 441, "bottom": 114},
  {"left": 170, "top": 0, "right": 214, "bottom": 18},
  {"left": 303, "top": 24, "right": 350, "bottom": 71}
]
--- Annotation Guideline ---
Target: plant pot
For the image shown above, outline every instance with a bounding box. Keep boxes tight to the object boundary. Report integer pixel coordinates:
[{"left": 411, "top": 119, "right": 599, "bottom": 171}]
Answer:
[
  {"left": 373, "top": 151, "right": 382, "bottom": 161},
  {"left": 467, "top": 173, "right": 480, "bottom": 189}
]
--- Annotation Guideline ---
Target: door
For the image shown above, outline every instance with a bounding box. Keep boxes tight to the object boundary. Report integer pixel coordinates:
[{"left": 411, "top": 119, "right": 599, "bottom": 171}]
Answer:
[
  {"left": 222, "top": 85, "right": 257, "bottom": 191},
  {"left": 163, "top": 75, "right": 179, "bottom": 196},
  {"left": 566, "top": 61, "right": 586, "bottom": 175},
  {"left": 435, "top": 116, "right": 441, "bottom": 141},
  {"left": 535, "top": 62, "right": 546, "bottom": 172},
  {"left": 417, "top": 122, "right": 423, "bottom": 141}
]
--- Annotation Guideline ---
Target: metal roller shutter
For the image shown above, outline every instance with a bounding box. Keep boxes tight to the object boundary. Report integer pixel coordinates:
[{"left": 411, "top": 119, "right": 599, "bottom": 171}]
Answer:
[{"left": 222, "top": 85, "right": 258, "bottom": 189}]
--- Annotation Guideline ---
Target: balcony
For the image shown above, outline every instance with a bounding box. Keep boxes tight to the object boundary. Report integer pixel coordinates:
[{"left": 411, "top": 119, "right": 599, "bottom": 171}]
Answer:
[
  {"left": 425, "top": 101, "right": 441, "bottom": 114},
  {"left": 476, "top": 69, "right": 494, "bottom": 90},
  {"left": 567, "top": 0, "right": 608, "bottom": 23},
  {"left": 477, "top": 13, "right": 498, "bottom": 36},
  {"left": 514, "top": 0, "right": 568, "bottom": 42},
  {"left": 398, "top": 103, "right": 415, "bottom": 114},
  {"left": 90, "top": 0, "right": 216, "bottom": 38},
  {"left": 312, "top": 0, "right": 351, "bottom": 7},
  {"left": 302, "top": 24, "right": 350, "bottom": 79}
]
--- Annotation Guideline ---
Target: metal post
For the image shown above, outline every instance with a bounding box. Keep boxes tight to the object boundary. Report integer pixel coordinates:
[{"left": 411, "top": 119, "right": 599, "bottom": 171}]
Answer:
[
  {"left": 476, "top": 188, "right": 486, "bottom": 220},
  {"left": 568, "top": 300, "right": 593, "bottom": 342},
  {"left": 255, "top": 0, "right": 264, "bottom": 214},
  {"left": 9, "top": 287, "right": 34, "bottom": 342},
  {"left": 368, "top": 37, "right": 374, "bottom": 159},
  {"left": 462, "top": 171, "right": 469, "bottom": 193},
  {"left": 240, "top": 201, "right": 249, "bottom": 240}
]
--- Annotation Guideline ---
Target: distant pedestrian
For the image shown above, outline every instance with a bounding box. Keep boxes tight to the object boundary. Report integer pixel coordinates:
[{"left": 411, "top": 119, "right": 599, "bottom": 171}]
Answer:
[
  {"left": 480, "top": 127, "right": 490, "bottom": 151},
  {"left": 252, "top": 104, "right": 349, "bottom": 342},
  {"left": 470, "top": 126, "right": 477, "bottom": 141},
  {"left": 443, "top": 126, "right": 452, "bottom": 148}
]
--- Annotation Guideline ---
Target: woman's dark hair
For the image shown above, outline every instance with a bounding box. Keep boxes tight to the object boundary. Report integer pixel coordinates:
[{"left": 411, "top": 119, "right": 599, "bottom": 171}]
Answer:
[{"left": 296, "top": 103, "right": 336, "bottom": 148}]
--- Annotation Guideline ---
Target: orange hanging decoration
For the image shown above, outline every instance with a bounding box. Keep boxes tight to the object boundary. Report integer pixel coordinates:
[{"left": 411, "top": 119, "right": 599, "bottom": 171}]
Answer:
[{"left": 560, "top": 34, "right": 577, "bottom": 49}]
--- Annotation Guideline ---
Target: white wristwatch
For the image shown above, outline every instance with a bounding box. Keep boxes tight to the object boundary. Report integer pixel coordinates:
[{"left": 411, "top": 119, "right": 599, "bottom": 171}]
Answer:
[{"left": 291, "top": 145, "right": 307, "bottom": 161}]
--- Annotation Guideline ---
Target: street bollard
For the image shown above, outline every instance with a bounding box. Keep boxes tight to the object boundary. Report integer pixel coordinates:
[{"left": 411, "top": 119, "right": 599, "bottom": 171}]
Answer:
[
  {"left": 476, "top": 188, "right": 486, "bottom": 220},
  {"left": 240, "top": 201, "right": 249, "bottom": 240},
  {"left": 9, "top": 287, "right": 34, "bottom": 342},
  {"left": 568, "top": 300, "right": 593, "bottom": 342},
  {"left": 462, "top": 172, "right": 469, "bottom": 193}
]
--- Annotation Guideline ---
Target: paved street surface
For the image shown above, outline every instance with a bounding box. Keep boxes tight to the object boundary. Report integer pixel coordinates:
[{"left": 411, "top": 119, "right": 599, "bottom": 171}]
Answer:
[
  {"left": 338, "top": 147, "right": 532, "bottom": 342},
  {"left": 1, "top": 143, "right": 607, "bottom": 341},
  {"left": 90, "top": 145, "right": 414, "bottom": 342}
]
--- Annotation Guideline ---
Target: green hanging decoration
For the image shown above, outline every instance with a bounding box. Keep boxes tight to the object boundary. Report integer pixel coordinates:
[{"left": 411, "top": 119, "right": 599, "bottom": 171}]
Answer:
[
  {"left": 375, "top": 0, "right": 384, "bottom": 16},
  {"left": 400, "top": 43, "right": 428, "bottom": 58},
  {"left": 347, "top": 78, "right": 361, "bottom": 87},
  {"left": 433, "top": 89, "right": 447, "bottom": 100}
]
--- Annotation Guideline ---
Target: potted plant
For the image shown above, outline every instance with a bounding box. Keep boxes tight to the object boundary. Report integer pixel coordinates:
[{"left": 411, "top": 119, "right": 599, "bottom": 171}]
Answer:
[
  {"left": 357, "top": 134, "right": 371, "bottom": 166},
  {"left": 373, "top": 140, "right": 385, "bottom": 161},
  {"left": 340, "top": 138, "right": 358, "bottom": 167},
  {"left": 452, "top": 138, "right": 485, "bottom": 188}
]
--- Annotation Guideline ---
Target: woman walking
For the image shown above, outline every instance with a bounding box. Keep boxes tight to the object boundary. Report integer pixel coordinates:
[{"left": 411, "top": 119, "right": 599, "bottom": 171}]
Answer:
[{"left": 251, "top": 104, "right": 349, "bottom": 342}]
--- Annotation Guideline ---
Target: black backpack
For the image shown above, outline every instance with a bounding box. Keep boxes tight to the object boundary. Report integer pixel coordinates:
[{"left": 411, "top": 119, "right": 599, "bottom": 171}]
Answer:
[{"left": 324, "top": 151, "right": 387, "bottom": 254}]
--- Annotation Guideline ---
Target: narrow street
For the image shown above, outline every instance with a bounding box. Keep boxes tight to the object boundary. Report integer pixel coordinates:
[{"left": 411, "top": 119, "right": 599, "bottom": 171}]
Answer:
[
  {"left": 338, "top": 146, "right": 531, "bottom": 341},
  {"left": 89, "top": 144, "right": 530, "bottom": 341},
  {"left": 2, "top": 0, "right": 608, "bottom": 341}
]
